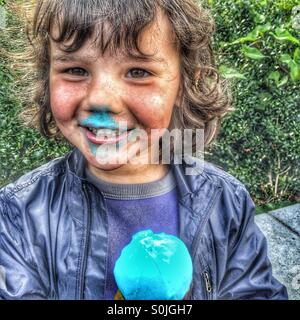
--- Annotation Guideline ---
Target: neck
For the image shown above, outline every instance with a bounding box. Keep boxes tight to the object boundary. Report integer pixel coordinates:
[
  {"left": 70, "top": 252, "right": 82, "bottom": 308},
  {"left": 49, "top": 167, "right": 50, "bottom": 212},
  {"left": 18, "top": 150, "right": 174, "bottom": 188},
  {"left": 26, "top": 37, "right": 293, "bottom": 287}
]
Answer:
[{"left": 88, "top": 163, "right": 170, "bottom": 184}]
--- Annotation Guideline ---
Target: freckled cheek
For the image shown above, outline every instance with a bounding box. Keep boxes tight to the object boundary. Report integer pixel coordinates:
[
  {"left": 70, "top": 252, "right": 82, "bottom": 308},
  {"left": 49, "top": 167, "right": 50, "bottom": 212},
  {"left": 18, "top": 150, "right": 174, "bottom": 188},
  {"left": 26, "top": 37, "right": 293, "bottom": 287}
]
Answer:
[
  {"left": 129, "top": 93, "right": 173, "bottom": 128},
  {"left": 50, "top": 81, "right": 84, "bottom": 122}
]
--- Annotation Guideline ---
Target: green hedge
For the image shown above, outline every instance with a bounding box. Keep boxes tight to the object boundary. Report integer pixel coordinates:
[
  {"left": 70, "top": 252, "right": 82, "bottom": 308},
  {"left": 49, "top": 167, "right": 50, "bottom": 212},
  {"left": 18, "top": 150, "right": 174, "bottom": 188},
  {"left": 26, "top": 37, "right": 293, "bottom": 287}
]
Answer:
[
  {"left": 204, "top": 0, "right": 300, "bottom": 205},
  {"left": 0, "top": 7, "right": 71, "bottom": 188},
  {"left": 0, "top": 1, "right": 299, "bottom": 206}
]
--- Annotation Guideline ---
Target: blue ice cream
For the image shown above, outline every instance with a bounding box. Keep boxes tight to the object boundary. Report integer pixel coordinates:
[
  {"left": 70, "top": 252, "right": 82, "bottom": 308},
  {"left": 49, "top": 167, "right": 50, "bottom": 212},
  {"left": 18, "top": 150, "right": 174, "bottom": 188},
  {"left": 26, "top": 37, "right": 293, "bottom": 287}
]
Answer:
[{"left": 113, "top": 230, "right": 193, "bottom": 300}]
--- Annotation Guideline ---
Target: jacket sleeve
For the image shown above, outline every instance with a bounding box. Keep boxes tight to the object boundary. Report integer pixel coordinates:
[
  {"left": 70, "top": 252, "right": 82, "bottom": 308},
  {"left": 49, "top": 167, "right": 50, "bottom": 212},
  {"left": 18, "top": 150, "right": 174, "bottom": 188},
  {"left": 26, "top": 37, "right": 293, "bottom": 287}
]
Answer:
[
  {"left": 0, "top": 194, "right": 48, "bottom": 300},
  {"left": 217, "top": 186, "right": 288, "bottom": 300}
]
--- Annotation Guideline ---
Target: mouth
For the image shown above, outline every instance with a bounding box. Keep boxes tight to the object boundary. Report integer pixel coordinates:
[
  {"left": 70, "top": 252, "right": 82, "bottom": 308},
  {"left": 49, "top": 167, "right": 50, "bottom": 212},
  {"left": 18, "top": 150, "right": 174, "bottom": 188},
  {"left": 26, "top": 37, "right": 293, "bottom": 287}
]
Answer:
[{"left": 80, "top": 125, "right": 134, "bottom": 145}]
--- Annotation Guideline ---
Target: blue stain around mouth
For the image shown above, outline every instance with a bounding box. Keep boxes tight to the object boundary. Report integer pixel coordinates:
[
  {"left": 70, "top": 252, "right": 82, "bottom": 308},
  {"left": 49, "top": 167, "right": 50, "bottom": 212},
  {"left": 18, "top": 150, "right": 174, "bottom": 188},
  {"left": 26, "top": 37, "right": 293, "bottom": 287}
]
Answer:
[
  {"left": 79, "top": 126, "right": 98, "bottom": 156},
  {"left": 89, "top": 142, "right": 98, "bottom": 156},
  {"left": 80, "top": 110, "right": 133, "bottom": 156},
  {"left": 80, "top": 110, "right": 118, "bottom": 129}
]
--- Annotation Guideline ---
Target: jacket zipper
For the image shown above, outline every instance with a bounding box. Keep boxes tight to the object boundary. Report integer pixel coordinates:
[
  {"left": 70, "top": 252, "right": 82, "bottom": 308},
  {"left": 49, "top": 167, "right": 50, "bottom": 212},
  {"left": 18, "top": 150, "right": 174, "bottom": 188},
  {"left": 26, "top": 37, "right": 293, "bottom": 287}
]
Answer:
[
  {"left": 203, "top": 271, "right": 212, "bottom": 295},
  {"left": 77, "top": 183, "right": 91, "bottom": 300},
  {"left": 199, "top": 270, "right": 212, "bottom": 300},
  {"left": 199, "top": 253, "right": 213, "bottom": 300}
]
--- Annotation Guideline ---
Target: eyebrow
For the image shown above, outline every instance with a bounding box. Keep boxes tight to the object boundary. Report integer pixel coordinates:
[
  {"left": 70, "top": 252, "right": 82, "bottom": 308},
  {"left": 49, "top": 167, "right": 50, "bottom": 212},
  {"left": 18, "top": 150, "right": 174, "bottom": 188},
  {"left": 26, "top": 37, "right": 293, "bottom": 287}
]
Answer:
[{"left": 52, "top": 53, "right": 167, "bottom": 64}]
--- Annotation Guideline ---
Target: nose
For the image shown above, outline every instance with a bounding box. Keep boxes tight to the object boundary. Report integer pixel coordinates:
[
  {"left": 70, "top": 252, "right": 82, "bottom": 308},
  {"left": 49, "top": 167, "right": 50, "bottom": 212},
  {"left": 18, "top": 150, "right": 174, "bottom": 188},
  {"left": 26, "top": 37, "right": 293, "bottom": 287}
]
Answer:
[{"left": 85, "top": 75, "right": 124, "bottom": 114}]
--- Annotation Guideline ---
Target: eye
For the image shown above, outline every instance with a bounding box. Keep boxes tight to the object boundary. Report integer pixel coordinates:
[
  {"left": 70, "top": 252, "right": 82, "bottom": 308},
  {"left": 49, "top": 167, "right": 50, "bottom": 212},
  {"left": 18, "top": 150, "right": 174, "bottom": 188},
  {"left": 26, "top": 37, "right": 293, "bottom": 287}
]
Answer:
[
  {"left": 127, "top": 68, "right": 152, "bottom": 79},
  {"left": 64, "top": 68, "right": 88, "bottom": 77}
]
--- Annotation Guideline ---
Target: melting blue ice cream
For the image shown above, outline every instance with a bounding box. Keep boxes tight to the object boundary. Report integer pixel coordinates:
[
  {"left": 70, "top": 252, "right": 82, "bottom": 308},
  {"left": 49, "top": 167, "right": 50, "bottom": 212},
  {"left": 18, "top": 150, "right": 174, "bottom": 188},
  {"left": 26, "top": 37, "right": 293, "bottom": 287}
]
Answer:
[{"left": 113, "top": 230, "right": 193, "bottom": 300}]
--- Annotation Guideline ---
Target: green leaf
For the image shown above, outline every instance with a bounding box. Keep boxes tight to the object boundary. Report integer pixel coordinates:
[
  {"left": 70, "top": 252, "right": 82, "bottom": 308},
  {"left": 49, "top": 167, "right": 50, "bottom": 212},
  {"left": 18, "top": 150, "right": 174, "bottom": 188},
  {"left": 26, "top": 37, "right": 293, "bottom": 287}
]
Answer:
[
  {"left": 241, "top": 45, "right": 266, "bottom": 60},
  {"left": 256, "top": 23, "right": 272, "bottom": 35},
  {"left": 268, "top": 71, "right": 280, "bottom": 83},
  {"left": 280, "top": 54, "right": 293, "bottom": 65},
  {"left": 270, "top": 27, "right": 300, "bottom": 45},
  {"left": 230, "top": 32, "right": 259, "bottom": 45},
  {"left": 277, "top": 76, "right": 289, "bottom": 87},
  {"left": 294, "top": 48, "right": 300, "bottom": 64},
  {"left": 230, "top": 24, "right": 271, "bottom": 45},
  {"left": 219, "top": 65, "right": 246, "bottom": 79},
  {"left": 219, "top": 41, "right": 228, "bottom": 48},
  {"left": 253, "top": 11, "right": 266, "bottom": 24},
  {"left": 259, "top": 0, "right": 268, "bottom": 7},
  {"left": 268, "top": 71, "right": 289, "bottom": 87},
  {"left": 290, "top": 61, "right": 300, "bottom": 82}
]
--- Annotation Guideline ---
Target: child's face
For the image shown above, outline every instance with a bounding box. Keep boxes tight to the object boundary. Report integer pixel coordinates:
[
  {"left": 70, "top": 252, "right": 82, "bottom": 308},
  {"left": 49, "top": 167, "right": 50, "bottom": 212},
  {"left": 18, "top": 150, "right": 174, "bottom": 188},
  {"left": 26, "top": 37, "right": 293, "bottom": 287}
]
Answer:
[{"left": 49, "top": 10, "right": 181, "bottom": 179}]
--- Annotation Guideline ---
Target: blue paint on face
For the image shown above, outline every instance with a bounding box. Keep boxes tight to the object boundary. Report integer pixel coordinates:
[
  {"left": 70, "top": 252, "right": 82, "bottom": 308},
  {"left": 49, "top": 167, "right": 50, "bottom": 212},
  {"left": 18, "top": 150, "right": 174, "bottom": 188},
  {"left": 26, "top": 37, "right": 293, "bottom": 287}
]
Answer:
[
  {"left": 80, "top": 110, "right": 117, "bottom": 129},
  {"left": 80, "top": 110, "right": 132, "bottom": 156},
  {"left": 80, "top": 125, "right": 98, "bottom": 156},
  {"left": 89, "top": 142, "right": 98, "bottom": 156}
]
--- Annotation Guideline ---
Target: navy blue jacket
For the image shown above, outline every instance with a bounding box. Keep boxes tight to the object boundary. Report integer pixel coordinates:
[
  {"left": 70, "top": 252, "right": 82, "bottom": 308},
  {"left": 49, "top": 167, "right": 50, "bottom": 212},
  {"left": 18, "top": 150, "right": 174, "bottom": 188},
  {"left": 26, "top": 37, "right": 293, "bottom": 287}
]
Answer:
[{"left": 0, "top": 148, "right": 288, "bottom": 299}]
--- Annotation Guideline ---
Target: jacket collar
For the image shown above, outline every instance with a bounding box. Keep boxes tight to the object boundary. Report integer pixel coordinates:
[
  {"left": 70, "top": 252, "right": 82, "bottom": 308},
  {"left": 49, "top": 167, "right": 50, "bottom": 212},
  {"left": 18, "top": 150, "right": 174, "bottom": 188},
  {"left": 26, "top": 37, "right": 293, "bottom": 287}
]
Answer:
[
  {"left": 65, "top": 148, "right": 222, "bottom": 253},
  {"left": 65, "top": 147, "right": 215, "bottom": 198}
]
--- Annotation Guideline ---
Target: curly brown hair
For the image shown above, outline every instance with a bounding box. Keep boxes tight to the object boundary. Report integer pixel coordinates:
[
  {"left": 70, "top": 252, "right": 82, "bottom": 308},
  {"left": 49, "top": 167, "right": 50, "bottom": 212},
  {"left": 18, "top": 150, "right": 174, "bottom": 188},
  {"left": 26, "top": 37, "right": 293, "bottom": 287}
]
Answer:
[{"left": 15, "top": 0, "right": 233, "bottom": 152}]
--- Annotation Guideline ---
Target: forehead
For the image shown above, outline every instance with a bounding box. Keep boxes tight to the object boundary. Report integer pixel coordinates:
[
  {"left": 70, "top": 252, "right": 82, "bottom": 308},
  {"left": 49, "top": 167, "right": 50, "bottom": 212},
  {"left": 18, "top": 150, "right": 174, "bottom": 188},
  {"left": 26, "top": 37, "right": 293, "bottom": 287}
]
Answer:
[{"left": 50, "top": 9, "right": 178, "bottom": 62}]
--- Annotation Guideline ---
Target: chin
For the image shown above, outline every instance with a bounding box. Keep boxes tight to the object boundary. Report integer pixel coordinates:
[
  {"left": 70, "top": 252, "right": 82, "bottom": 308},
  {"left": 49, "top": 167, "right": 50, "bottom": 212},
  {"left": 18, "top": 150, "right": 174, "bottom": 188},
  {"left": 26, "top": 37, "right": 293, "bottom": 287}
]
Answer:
[
  {"left": 85, "top": 148, "right": 132, "bottom": 172},
  {"left": 82, "top": 136, "right": 149, "bottom": 172},
  {"left": 93, "top": 161, "right": 126, "bottom": 171}
]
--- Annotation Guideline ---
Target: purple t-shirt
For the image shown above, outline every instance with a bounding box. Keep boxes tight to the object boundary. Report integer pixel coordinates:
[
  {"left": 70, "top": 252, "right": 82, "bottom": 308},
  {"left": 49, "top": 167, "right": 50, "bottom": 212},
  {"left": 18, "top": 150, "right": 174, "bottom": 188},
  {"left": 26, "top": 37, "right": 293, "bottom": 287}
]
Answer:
[{"left": 85, "top": 166, "right": 179, "bottom": 300}]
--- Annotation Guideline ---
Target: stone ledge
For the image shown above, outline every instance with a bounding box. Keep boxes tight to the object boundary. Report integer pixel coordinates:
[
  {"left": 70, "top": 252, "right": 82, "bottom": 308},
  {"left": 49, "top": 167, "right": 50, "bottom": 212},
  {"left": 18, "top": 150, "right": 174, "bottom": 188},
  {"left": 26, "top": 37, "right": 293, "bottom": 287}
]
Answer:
[{"left": 255, "top": 204, "right": 300, "bottom": 300}]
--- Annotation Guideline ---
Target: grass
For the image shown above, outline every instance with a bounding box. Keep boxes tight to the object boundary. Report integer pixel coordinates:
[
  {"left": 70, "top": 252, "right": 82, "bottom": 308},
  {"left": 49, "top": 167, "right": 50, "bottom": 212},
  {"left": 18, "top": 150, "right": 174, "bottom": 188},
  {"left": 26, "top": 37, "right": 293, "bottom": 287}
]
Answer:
[{"left": 255, "top": 200, "right": 300, "bottom": 214}]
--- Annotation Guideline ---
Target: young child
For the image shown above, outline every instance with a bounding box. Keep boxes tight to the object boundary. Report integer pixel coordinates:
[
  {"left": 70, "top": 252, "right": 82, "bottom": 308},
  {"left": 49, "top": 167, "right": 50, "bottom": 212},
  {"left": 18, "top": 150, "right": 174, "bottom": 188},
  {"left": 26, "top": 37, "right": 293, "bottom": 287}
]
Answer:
[{"left": 0, "top": 0, "right": 288, "bottom": 300}]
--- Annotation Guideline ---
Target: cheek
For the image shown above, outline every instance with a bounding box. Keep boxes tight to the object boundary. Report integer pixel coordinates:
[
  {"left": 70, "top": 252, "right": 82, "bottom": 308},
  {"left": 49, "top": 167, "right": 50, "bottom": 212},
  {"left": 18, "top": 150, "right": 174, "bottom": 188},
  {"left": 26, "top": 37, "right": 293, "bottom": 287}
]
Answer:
[
  {"left": 129, "top": 90, "right": 174, "bottom": 128},
  {"left": 50, "top": 80, "right": 83, "bottom": 122}
]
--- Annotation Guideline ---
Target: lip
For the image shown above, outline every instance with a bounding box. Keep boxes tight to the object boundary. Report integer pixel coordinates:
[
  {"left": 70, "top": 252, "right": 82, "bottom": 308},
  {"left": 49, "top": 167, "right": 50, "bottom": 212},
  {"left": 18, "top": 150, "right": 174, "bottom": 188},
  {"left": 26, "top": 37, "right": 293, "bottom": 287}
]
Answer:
[
  {"left": 78, "top": 121, "right": 133, "bottom": 131},
  {"left": 82, "top": 126, "right": 132, "bottom": 145}
]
